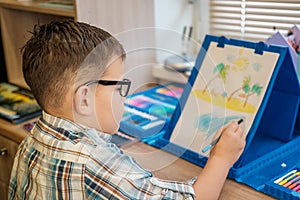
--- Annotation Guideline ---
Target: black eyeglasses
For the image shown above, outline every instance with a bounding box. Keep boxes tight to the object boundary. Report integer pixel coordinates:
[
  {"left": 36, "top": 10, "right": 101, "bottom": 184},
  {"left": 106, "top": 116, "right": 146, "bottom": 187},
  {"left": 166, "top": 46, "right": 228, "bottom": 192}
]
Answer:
[{"left": 77, "top": 78, "right": 131, "bottom": 97}]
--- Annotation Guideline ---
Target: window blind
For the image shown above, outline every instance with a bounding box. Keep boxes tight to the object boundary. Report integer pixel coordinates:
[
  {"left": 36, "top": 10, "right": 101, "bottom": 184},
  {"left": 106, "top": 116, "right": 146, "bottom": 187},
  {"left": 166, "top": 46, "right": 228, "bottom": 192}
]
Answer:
[{"left": 209, "top": 0, "right": 300, "bottom": 41}]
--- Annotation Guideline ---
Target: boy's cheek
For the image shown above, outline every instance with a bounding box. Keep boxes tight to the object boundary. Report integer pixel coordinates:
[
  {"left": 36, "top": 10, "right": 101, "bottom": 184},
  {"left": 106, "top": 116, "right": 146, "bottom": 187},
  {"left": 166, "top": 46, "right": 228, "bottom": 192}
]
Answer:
[
  {"left": 113, "top": 100, "right": 125, "bottom": 124},
  {"left": 112, "top": 92, "right": 125, "bottom": 117}
]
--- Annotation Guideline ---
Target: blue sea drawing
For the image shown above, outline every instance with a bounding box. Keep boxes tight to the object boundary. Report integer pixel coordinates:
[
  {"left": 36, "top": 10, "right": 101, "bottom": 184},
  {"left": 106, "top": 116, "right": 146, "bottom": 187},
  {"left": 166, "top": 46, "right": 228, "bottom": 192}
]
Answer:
[{"left": 195, "top": 113, "right": 244, "bottom": 138}]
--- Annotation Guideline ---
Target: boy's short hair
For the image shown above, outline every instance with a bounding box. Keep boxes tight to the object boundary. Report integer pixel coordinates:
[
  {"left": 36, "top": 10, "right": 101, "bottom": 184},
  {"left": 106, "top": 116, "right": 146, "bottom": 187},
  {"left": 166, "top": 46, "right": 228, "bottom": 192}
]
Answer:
[{"left": 22, "top": 20, "right": 125, "bottom": 110}]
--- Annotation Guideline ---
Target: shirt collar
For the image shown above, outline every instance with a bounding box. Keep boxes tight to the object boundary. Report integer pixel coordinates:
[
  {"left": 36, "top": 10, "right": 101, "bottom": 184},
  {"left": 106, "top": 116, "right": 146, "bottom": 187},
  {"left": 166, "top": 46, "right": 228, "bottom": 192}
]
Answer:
[{"left": 41, "top": 111, "right": 112, "bottom": 143}]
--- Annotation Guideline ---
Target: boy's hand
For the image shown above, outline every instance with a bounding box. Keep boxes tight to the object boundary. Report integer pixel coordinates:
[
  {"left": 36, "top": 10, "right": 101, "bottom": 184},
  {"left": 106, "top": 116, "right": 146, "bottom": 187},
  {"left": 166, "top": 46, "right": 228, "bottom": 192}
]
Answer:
[
  {"left": 210, "top": 121, "right": 246, "bottom": 167},
  {"left": 194, "top": 120, "right": 246, "bottom": 199}
]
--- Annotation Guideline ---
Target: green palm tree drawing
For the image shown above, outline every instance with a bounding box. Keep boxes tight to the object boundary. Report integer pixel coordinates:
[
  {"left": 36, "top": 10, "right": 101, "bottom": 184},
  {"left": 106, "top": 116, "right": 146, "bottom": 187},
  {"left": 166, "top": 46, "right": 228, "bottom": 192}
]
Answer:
[
  {"left": 202, "top": 63, "right": 230, "bottom": 94},
  {"left": 228, "top": 76, "right": 263, "bottom": 108}
]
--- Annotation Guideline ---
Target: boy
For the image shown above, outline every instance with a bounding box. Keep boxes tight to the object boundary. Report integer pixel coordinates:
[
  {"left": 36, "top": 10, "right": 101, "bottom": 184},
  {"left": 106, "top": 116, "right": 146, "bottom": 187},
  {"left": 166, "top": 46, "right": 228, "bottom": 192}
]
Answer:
[{"left": 9, "top": 20, "right": 246, "bottom": 199}]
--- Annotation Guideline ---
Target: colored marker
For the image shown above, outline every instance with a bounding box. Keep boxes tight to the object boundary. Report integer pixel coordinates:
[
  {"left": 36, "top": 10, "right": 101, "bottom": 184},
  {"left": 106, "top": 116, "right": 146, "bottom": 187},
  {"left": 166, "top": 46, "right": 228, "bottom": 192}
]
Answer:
[
  {"left": 283, "top": 173, "right": 300, "bottom": 187},
  {"left": 289, "top": 179, "right": 300, "bottom": 190},
  {"left": 293, "top": 183, "right": 300, "bottom": 192},
  {"left": 202, "top": 118, "right": 244, "bottom": 153},
  {"left": 274, "top": 170, "right": 297, "bottom": 184},
  {"left": 278, "top": 172, "right": 300, "bottom": 186}
]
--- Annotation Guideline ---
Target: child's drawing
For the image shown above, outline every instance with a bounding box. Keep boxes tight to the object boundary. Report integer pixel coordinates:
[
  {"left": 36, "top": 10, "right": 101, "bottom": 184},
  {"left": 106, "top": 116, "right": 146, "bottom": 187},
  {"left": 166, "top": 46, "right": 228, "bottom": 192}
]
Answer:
[
  {"left": 227, "top": 76, "right": 263, "bottom": 109},
  {"left": 202, "top": 63, "right": 230, "bottom": 94},
  {"left": 195, "top": 113, "right": 244, "bottom": 138},
  {"left": 170, "top": 41, "right": 279, "bottom": 155}
]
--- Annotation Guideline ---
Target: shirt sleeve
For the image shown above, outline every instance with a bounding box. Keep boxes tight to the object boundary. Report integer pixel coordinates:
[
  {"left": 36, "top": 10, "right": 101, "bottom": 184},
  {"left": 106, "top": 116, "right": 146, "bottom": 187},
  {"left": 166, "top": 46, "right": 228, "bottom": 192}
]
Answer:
[
  {"left": 149, "top": 177, "right": 196, "bottom": 199},
  {"left": 84, "top": 144, "right": 196, "bottom": 200}
]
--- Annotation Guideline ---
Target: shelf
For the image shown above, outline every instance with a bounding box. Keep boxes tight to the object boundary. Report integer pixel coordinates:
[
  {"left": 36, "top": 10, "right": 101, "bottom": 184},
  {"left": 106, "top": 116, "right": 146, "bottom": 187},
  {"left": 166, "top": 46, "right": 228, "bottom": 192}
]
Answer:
[
  {"left": 0, "top": 0, "right": 75, "bottom": 17},
  {"left": 0, "top": 0, "right": 76, "bottom": 88},
  {"left": 152, "top": 64, "right": 188, "bottom": 84}
]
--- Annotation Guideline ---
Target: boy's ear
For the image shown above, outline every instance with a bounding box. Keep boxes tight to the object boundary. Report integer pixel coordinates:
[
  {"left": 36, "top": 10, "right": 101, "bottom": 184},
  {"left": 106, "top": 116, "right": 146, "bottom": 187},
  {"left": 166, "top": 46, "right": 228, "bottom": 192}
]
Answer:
[{"left": 73, "top": 86, "right": 93, "bottom": 116}]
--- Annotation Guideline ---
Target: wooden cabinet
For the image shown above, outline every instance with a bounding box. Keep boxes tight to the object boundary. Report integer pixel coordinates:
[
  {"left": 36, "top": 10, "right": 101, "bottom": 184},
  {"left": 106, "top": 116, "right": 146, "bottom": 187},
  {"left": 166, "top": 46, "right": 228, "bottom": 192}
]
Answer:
[
  {"left": 0, "top": 0, "right": 76, "bottom": 88},
  {"left": 0, "top": 134, "right": 18, "bottom": 198},
  {"left": 0, "top": 117, "right": 31, "bottom": 200},
  {"left": 0, "top": 180, "right": 9, "bottom": 199}
]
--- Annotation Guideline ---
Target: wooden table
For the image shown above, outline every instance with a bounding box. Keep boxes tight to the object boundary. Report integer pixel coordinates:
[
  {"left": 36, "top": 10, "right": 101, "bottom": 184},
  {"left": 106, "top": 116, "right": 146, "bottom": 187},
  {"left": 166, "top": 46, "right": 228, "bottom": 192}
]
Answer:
[{"left": 123, "top": 142, "right": 275, "bottom": 200}]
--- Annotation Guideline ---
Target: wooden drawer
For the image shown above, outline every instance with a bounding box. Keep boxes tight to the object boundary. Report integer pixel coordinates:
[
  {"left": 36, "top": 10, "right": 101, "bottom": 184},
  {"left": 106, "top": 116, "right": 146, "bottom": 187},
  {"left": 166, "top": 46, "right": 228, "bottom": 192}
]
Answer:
[
  {"left": 0, "top": 180, "right": 8, "bottom": 200},
  {"left": 0, "top": 134, "right": 18, "bottom": 183}
]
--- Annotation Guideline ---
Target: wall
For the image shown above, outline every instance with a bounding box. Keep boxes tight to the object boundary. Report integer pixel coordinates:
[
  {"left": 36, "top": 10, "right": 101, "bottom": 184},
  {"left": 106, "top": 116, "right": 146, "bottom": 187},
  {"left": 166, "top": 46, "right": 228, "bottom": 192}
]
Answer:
[{"left": 75, "top": 0, "right": 201, "bottom": 91}]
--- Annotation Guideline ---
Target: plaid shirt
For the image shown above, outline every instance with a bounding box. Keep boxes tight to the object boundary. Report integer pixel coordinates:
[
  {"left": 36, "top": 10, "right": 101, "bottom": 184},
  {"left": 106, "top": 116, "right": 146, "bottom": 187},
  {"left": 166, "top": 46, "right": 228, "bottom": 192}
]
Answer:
[{"left": 9, "top": 112, "right": 195, "bottom": 199}]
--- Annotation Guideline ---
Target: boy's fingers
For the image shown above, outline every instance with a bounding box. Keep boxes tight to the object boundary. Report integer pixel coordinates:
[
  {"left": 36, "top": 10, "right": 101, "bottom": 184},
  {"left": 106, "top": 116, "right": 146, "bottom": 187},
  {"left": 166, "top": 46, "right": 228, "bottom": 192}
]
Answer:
[
  {"left": 237, "top": 125, "right": 245, "bottom": 138},
  {"left": 223, "top": 121, "right": 239, "bottom": 132},
  {"left": 225, "top": 120, "right": 246, "bottom": 139},
  {"left": 217, "top": 119, "right": 245, "bottom": 139}
]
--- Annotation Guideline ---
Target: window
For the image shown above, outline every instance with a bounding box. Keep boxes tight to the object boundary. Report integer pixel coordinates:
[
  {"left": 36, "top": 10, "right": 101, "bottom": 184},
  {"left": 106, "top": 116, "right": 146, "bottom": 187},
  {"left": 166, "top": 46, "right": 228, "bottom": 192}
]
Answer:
[{"left": 209, "top": 0, "right": 300, "bottom": 41}]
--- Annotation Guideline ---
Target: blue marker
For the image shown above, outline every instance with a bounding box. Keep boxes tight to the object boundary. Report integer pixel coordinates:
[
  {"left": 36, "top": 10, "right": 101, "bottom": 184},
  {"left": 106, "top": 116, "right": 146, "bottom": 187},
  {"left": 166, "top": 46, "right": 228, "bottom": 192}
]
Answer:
[{"left": 202, "top": 118, "right": 244, "bottom": 153}]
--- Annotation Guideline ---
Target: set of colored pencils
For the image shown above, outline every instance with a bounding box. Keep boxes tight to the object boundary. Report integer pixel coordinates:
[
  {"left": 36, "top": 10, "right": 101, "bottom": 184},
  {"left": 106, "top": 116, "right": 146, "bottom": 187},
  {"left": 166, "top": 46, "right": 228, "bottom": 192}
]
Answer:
[{"left": 274, "top": 169, "right": 300, "bottom": 191}]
